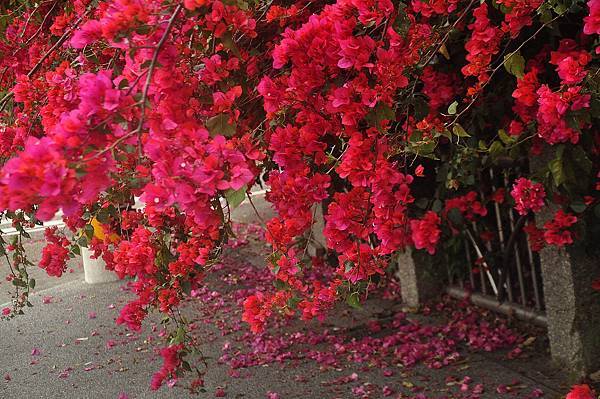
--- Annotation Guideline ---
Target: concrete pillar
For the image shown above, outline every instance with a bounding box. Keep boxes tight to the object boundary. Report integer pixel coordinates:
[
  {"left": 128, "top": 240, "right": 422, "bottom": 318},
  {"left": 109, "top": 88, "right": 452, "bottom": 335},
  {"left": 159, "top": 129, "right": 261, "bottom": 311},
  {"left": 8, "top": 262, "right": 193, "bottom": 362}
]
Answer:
[
  {"left": 308, "top": 203, "right": 327, "bottom": 257},
  {"left": 537, "top": 209, "right": 600, "bottom": 378},
  {"left": 81, "top": 246, "right": 119, "bottom": 284},
  {"left": 530, "top": 145, "right": 600, "bottom": 378},
  {"left": 395, "top": 248, "right": 444, "bottom": 308}
]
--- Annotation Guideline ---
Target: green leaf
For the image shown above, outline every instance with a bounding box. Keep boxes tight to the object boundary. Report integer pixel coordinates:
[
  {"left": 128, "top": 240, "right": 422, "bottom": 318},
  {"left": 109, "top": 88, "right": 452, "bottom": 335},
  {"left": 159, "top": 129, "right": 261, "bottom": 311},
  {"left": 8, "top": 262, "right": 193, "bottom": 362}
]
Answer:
[
  {"left": 447, "top": 101, "right": 458, "bottom": 115},
  {"left": 71, "top": 245, "right": 81, "bottom": 256},
  {"left": 488, "top": 141, "right": 504, "bottom": 159},
  {"left": 96, "top": 208, "right": 112, "bottom": 224},
  {"left": 432, "top": 199, "right": 443, "bottom": 213},
  {"left": 84, "top": 224, "right": 95, "bottom": 240},
  {"left": 415, "top": 139, "right": 437, "bottom": 156},
  {"left": 344, "top": 260, "right": 354, "bottom": 273},
  {"left": 503, "top": 52, "right": 525, "bottom": 78},
  {"left": 346, "top": 292, "right": 362, "bottom": 309},
  {"left": 181, "top": 280, "right": 192, "bottom": 296},
  {"left": 140, "top": 60, "right": 153, "bottom": 69},
  {"left": 366, "top": 103, "right": 396, "bottom": 127},
  {"left": 224, "top": 184, "right": 247, "bottom": 209},
  {"left": 77, "top": 236, "right": 88, "bottom": 248},
  {"left": 170, "top": 325, "right": 186, "bottom": 345},
  {"left": 273, "top": 279, "right": 287, "bottom": 290},
  {"left": 221, "top": 31, "right": 242, "bottom": 58},
  {"left": 181, "top": 360, "right": 192, "bottom": 372},
  {"left": 498, "top": 129, "right": 515, "bottom": 145},
  {"left": 12, "top": 279, "right": 26, "bottom": 288},
  {"left": 452, "top": 124, "right": 471, "bottom": 138},
  {"left": 570, "top": 146, "right": 592, "bottom": 173},
  {"left": 29, "top": 278, "right": 35, "bottom": 290},
  {"left": 570, "top": 200, "right": 587, "bottom": 213},
  {"left": 287, "top": 295, "right": 301, "bottom": 309},
  {"left": 415, "top": 198, "right": 429, "bottom": 209},
  {"left": 135, "top": 24, "right": 152, "bottom": 35},
  {"left": 206, "top": 113, "right": 237, "bottom": 137},
  {"left": 548, "top": 157, "right": 565, "bottom": 187},
  {"left": 447, "top": 208, "right": 464, "bottom": 226},
  {"left": 412, "top": 96, "right": 430, "bottom": 121}
]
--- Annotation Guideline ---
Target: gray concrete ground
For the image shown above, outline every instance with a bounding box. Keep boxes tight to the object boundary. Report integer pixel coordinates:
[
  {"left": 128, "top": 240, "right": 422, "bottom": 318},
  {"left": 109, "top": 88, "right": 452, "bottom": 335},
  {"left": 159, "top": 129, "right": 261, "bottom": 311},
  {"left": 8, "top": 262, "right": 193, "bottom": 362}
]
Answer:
[{"left": 0, "top": 197, "right": 573, "bottom": 398}]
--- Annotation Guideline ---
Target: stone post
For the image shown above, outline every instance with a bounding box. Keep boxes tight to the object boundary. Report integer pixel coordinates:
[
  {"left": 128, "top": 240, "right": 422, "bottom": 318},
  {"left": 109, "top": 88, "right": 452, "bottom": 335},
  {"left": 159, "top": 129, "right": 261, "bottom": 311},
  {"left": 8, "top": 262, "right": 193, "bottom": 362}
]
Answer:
[
  {"left": 308, "top": 203, "right": 327, "bottom": 257},
  {"left": 532, "top": 146, "right": 600, "bottom": 378},
  {"left": 537, "top": 208, "right": 600, "bottom": 378},
  {"left": 395, "top": 248, "right": 444, "bottom": 308}
]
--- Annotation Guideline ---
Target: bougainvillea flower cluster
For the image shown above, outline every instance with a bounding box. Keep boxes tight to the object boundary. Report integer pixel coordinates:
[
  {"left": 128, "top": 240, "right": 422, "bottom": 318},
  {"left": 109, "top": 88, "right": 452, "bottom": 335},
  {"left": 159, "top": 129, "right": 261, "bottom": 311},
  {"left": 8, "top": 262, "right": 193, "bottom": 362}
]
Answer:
[{"left": 0, "top": 0, "right": 598, "bottom": 393}]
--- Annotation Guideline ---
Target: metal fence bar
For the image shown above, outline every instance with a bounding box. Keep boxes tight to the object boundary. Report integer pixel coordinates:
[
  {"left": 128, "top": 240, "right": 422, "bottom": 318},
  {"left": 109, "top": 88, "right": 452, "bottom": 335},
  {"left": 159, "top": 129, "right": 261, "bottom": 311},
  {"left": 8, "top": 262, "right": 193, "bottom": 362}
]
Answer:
[
  {"left": 447, "top": 286, "right": 547, "bottom": 327},
  {"left": 471, "top": 223, "right": 488, "bottom": 295},
  {"left": 526, "top": 233, "right": 543, "bottom": 311},
  {"left": 454, "top": 169, "right": 546, "bottom": 322},
  {"left": 508, "top": 208, "right": 527, "bottom": 306},
  {"left": 466, "top": 242, "right": 475, "bottom": 290}
]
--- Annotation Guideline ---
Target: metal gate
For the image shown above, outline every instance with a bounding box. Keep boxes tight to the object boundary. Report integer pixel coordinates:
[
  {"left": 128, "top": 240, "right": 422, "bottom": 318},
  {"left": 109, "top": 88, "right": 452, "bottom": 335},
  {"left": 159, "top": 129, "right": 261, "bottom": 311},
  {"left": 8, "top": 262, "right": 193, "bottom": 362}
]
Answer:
[{"left": 445, "top": 170, "right": 547, "bottom": 326}]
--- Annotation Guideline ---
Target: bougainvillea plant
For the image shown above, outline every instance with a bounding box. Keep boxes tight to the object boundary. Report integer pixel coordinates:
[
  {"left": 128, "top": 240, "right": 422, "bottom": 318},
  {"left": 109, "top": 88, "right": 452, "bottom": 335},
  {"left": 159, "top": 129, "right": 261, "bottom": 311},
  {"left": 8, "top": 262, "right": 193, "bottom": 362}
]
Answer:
[{"left": 0, "top": 0, "right": 598, "bottom": 391}]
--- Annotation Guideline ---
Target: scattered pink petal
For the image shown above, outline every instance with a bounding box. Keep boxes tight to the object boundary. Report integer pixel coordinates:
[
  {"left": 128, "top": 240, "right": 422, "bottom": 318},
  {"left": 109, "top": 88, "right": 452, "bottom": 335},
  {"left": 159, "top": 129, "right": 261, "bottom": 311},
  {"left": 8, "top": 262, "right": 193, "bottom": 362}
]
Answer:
[
  {"left": 4, "top": 373, "right": 10, "bottom": 381},
  {"left": 473, "top": 384, "right": 484, "bottom": 394},
  {"left": 31, "top": 348, "right": 41, "bottom": 356},
  {"left": 266, "top": 392, "right": 280, "bottom": 399},
  {"left": 529, "top": 388, "right": 544, "bottom": 397},
  {"left": 58, "top": 368, "right": 72, "bottom": 379},
  {"left": 88, "top": 311, "right": 97, "bottom": 319},
  {"left": 383, "top": 385, "right": 394, "bottom": 397},
  {"left": 215, "top": 387, "right": 226, "bottom": 397},
  {"left": 497, "top": 384, "right": 509, "bottom": 394},
  {"left": 42, "top": 296, "right": 53, "bottom": 304},
  {"left": 118, "top": 393, "right": 129, "bottom": 399}
]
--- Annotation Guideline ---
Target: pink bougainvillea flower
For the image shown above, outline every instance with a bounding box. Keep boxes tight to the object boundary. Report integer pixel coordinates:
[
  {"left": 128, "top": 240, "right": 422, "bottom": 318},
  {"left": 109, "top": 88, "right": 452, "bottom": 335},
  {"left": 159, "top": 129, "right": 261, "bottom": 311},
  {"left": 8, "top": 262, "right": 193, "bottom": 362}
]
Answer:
[
  {"left": 543, "top": 210, "right": 578, "bottom": 247},
  {"left": 410, "top": 211, "right": 441, "bottom": 255},
  {"left": 511, "top": 178, "right": 546, "bottom": 215},
  {"left": 566, "top": 384, "right": 595, "bottom": 399},
  {"left": 584, "top": 0, "right": 600, "bottom": 35}
]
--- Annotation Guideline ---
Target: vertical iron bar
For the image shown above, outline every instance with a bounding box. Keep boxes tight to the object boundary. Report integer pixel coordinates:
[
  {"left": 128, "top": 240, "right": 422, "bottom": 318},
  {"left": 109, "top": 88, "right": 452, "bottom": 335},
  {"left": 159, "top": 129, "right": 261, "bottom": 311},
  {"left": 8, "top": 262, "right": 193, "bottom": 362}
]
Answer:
[
  {"left": 508, "top": 209, "right": 527, "bottom": 306},
  {"left": 471, "top": 223, "right": 488, "bottom": 295},
  {"left": 504, "top": 172, "right": 528, "bottom": 307},
  {"left": 526, "top": 236, "right": 543, "bottom": 311},
  {"left": 466, "top": 242, "right": 476, "bottom": 290},
  {"left": 486, "top": 172, "right": 513, "bottom": 302}
]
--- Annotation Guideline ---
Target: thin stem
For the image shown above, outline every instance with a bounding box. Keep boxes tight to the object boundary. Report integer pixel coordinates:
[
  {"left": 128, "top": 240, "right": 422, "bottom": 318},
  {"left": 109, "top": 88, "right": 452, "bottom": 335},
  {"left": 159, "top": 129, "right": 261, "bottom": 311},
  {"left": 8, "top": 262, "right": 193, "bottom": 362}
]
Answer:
[
  {"left": 0, "top": 9, "right": 91, "bottom": 112},
  {"left": 447, "top": 10, "right": 567, "bottom": 127},
  {"left": 134, "top": 3, "right": 183, "bottom": 156}
]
